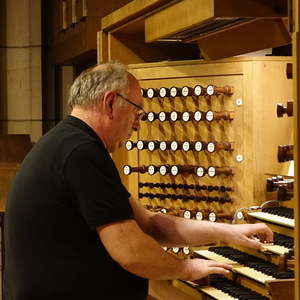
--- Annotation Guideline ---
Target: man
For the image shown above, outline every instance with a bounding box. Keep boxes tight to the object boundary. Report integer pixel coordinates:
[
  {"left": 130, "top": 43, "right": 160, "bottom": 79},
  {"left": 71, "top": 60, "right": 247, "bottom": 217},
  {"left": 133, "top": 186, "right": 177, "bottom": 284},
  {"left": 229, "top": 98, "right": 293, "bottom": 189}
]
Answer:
[{"left": 5, "top": 62, "right": 273, "bottom": 300}]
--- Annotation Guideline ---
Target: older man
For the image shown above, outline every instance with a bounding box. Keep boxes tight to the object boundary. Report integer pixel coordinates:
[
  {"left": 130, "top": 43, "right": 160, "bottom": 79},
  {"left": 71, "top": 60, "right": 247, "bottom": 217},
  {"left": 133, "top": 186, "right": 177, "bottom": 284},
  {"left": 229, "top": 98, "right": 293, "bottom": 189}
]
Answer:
[{"left": 5, "top": 62, "right": 272, "bottom": 300}]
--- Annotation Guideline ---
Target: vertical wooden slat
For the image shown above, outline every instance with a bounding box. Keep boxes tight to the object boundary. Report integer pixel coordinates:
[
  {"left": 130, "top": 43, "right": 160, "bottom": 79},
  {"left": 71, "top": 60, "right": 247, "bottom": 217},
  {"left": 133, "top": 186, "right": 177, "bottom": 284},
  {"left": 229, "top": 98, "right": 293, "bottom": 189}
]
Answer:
[{"left": 293, "top": 0, "right": 300, "bottom": 299}]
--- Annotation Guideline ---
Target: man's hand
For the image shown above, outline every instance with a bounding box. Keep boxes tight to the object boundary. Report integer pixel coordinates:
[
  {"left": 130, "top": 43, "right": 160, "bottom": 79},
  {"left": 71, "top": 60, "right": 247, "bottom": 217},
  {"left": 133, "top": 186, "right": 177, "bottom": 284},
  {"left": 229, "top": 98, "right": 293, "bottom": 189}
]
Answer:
[
  {"left": 220, "top": 223, "right": 273, "bottom": 249},
  {"left": 182, "top": 258, "right": 232, "bottom": 281}
]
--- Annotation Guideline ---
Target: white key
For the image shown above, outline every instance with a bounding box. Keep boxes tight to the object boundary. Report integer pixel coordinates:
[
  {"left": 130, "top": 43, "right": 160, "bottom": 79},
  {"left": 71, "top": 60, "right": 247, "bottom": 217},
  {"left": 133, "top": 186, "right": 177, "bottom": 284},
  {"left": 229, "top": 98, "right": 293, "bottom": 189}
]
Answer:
[
  {"left": 200, "top": 286, "right": 238, "bottom": 300},
  {"left": 233, "top": 266, "right": 276, "bottom": 284},
  {"left": 248, "top": 211, "right": 294, "bottom": 228}
]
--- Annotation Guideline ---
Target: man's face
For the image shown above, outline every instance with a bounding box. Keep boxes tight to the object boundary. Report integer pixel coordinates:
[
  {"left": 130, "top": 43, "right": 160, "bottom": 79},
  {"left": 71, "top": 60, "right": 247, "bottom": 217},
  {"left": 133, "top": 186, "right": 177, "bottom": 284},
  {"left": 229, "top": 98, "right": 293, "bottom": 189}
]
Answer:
[{"left": 113, "top": 78, "right": 144, "bottom": 151}]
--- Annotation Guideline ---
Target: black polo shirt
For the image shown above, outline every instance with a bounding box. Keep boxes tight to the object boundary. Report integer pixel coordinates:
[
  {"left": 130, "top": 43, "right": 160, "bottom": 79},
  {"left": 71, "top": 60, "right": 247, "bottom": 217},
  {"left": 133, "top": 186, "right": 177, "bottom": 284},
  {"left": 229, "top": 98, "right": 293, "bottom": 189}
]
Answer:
[{"left": 4, "top": 116, "right": 148, "bottom": 300}]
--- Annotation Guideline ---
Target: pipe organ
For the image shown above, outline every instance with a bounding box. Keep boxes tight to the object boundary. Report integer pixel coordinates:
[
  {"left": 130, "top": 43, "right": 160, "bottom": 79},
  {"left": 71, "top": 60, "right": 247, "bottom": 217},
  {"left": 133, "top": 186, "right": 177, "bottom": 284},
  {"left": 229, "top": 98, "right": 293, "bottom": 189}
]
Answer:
[{"left": 118, "top": 58, "right": 295, "bottom": 299}]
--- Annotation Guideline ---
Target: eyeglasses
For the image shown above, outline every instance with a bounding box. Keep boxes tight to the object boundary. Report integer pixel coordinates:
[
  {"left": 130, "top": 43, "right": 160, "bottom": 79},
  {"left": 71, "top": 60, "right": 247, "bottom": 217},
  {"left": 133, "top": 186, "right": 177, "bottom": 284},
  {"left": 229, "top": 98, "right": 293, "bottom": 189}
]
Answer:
[{"left": 116, "top": 93, "right": 146, "bottom": 120}]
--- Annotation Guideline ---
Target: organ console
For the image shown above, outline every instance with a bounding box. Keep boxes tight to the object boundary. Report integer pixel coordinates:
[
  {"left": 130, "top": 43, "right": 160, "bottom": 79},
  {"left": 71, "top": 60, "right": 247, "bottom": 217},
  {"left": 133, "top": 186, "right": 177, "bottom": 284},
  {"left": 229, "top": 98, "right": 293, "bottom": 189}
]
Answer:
[{"left": 119, "top": 58, "right": 294, "bottom": 299}]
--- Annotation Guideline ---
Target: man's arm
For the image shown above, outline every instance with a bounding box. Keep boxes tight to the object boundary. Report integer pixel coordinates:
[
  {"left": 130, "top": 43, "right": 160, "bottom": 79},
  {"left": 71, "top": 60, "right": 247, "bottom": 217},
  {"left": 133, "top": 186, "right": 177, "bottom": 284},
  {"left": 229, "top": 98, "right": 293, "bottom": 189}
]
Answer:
[
  {"left": 129, "top": 197, "right": 273, "bottom": 249},
  {"left": 97, "top": 219, "right": 232, "bottom": 281}
]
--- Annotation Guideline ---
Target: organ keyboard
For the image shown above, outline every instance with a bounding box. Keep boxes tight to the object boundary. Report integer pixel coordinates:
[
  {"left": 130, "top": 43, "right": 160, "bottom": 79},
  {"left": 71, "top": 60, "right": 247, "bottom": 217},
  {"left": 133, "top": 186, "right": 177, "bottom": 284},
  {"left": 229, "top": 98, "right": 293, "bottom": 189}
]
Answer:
[
  {"left": 248, "top": 207, "right": 294, "bottom": 229},
  {"left": 194, "top": 246, "right": 294, "bottom": 284}
]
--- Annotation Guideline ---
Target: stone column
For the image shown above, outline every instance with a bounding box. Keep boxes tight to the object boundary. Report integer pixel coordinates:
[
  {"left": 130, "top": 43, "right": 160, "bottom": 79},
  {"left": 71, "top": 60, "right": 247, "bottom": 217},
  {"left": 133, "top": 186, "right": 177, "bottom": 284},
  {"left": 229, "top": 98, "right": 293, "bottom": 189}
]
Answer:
[{"left": 0, "top": 0, "right": 42, "bottom": 142}]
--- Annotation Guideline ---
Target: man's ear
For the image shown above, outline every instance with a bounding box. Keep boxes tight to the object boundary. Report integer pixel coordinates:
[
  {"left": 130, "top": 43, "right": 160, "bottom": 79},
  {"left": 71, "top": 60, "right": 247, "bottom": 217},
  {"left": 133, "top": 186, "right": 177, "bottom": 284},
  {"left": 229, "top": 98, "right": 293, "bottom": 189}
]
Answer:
[{"left": 102, "top": 91, "right": 116, "bottom": 120}]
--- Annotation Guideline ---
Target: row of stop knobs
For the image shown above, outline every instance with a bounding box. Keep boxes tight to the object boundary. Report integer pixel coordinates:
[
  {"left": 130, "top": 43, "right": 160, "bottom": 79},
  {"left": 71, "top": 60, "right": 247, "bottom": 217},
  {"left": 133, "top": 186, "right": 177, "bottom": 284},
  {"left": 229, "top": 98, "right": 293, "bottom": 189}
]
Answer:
[
  {"left": 141, "top": 85, "right": 233, "bottom": 98},
  {"left": 126, "top": 140, "right": 233, "bottom": 152},
  {"left": 146, "top": 206, "right": 236, "bottom": 222},
  {"left": 139, "top": 182, "right": 233, "bottom": 192},
  {"left": 139, "top": 192, "right": 232, "bottom": 203},
  {"left": 123, "top": 164, "right": 234, "bottom": 177},
  {"left": 141, "top": 110, "right": 234, "bottom": 122}
]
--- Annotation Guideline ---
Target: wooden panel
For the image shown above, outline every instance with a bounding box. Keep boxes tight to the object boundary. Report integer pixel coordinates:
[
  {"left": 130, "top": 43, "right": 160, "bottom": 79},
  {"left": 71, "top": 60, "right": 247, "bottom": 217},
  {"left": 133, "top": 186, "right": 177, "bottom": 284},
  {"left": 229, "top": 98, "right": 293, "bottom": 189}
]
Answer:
[
  {"left": 106, "top": 31, "right": 199, "bottom": 65},
  {"left": 0, "top": 134, "right": 31, "bottom": 162},
  {"left": 101, "top": 0, "right": 183, "bottom": 31},
  {"left": 145, "top": 0, "right": 214, "bottom": 42},
  {"left": 196, "top": 19, "right": 291, "bottom": 60},
  {"left": 0, "top": 163, "right": 19, "bottom": 212},
  {"left": 123, "top": 57, "right": 292, "bottom": 224},
  {"left": 145, "top": 0, "right": 288, "bottom": 43},
  {"left": 149, "top": 280, "right": 199, "bottom": 300}
]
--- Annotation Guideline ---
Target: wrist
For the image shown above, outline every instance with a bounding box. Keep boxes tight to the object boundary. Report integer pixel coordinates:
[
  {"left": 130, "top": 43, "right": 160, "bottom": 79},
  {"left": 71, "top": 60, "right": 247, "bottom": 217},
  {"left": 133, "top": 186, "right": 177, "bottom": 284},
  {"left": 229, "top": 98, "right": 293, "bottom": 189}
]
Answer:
[
  {"left": 178, "top": 259, "right": 194, "bottom": 281},
  {"left": 211, "top": 222, "right": 231, "bottom": 242}
]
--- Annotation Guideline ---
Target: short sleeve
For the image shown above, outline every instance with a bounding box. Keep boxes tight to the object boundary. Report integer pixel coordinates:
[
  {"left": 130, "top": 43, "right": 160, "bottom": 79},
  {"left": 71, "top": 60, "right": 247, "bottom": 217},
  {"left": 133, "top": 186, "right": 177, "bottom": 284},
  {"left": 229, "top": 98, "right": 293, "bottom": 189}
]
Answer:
[{"left": 63, "top": 142, "right": 133, "bottom": 229}]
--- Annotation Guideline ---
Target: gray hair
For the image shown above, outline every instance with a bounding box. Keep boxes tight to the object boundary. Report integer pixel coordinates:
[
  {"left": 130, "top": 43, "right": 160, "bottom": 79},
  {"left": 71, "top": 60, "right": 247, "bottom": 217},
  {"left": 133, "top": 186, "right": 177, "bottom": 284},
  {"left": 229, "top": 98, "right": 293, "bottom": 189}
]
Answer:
[{"left": 68, "top": 62, "right": 128, "bottom": 108}]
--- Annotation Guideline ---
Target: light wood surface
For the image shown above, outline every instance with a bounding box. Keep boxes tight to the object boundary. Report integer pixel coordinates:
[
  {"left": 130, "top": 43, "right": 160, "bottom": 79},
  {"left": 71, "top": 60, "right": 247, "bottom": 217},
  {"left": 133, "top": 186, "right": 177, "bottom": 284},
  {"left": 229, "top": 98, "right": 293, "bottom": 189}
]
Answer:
[
  {"left": 145, "top": 0, "right": 288, "bottom": 43},
  {"left": 123, "top": 58, "right": 292, "bottom": 217},
  {"left": 101, "top": 0, "right": 182, "bottom": 31}
]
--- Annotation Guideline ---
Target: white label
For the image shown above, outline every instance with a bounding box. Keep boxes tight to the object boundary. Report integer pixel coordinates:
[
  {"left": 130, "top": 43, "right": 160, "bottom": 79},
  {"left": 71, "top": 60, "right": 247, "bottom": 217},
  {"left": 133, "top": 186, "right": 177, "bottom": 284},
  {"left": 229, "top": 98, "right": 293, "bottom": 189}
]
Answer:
[
  {"left": 236, "top": 211, "right": 244, "bottom": 220},
  {"left": 147, "top": 89, "right": 154, "bottom": 98},
  {"left": 207, "top": 142, "right": 215, "bottom": 153},
  {"left": 147, "top": 112, "right": 155, "bottom": 122},
  {"left": 208, "top": 167, "right": 216, "bottom": 177},
  {"left": 182, "top": 112, "right": 190, "bottom": 122},
  {"left": 170, "top": 87, "right": 177, "bottom": 97},
  {"left": 148, "top": 165, "right": 155, "bottom": 175},
  {"left": 160, "top": 165, "right": 167, "bottom": 176},
  {"left": 236, "top": 98, "right": 243, "bottom": 106},
  {"left": 137, "top": 140, "right": 144, "bottom": 150},
  {"left": 148, "top": 141, "right": 155, "bottom": 151},
  {"left": 181, "top": 86, "right": 189, "bottom": 97},
  {"left": 170, "top": 111, "right": 178, "bottom": 121},
  {"left": 171, "top": 141, "right": 178, "bottom": 151},
  {"left": 123, "top": 165, "right": 130, "bottom": 175},
  {"left": 125, "top": 141, "right": 133, "bottom": 151},
  {"left": 194, "top": 141, "right": 203, "bottom": 152},
  {"left": 194, "top": 85, "right": 202, "bottom": 96},
  {"left": 183, "top": 210, "right": 191, "bottom": 219},
  {"left": 162, "top": 246, "right": 168, "bottom": 251},
  {"left": 182, "top": 141, "right": 190, "bottom": 152},
  {"left": 160, "top": 141, "right": 167, "bottom": 151},
  {"left": 194, "top": 111, "right": 202, "bottom": 121},
  {"left": 161, "top": 209, "right": 167, "bottom": 214},
  {"left": 172, "top": 247, "right": 180, "bottom": 254},
  {"left": 159, "top": 111, "right": 166, "bottom": 122},
  {"left": 209, "top": 212, "right": 216, "bottom": 222},
  {"left": 159, "top": 87, "right": 167, "bottom": 98},
  {"left": 207, "top": 85, "right": 214, "bottom": 96},
  {"left": 236, "top": 154, "right": 243, "bottom": 162},
  {"left": 196, "top": 211, "right": 203, "bottom": 220},
  {"left": 196, "top": 167, "right": 205, "bottom": 177},
  {"left": 183, "top": 247, "right": 190, "bottom": 255},
  {"left": 171, "top": 165, "right": 179, "bottom": 176},
  {"left": 206, "top": 110, "right": 214, "bottom": 121}
]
